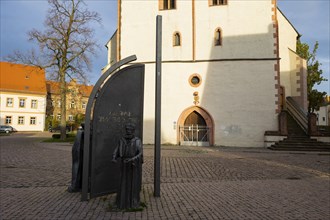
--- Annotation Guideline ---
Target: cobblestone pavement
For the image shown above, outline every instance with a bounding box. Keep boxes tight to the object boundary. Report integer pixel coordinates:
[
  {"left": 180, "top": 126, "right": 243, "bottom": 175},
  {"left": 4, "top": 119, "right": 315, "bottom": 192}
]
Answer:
[{"left": 1, "top": 133, "right": 330, "bottom": 219}]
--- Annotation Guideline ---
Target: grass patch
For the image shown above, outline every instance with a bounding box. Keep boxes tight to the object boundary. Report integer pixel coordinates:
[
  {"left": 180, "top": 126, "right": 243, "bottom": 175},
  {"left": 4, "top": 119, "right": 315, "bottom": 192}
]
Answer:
[{"left": 42, "top": 133, "right": 76, "bottom": 143}]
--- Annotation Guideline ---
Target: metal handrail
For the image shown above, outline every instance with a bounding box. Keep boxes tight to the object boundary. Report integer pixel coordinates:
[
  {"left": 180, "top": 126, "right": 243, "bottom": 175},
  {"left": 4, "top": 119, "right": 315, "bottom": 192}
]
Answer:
[{"left": 286, "top": 97, "right": 308, "bottom": 133}]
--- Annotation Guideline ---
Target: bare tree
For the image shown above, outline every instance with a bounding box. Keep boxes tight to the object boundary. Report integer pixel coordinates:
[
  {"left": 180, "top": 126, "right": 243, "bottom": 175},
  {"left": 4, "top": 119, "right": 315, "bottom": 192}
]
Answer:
[{"left": 7, "top": 0, "right": 101, "bottom": 140}]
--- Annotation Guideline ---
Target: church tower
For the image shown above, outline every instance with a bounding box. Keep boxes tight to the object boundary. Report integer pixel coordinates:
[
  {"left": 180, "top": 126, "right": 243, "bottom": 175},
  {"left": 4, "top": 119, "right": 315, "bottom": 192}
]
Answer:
[{"left": 104, "top": 0, "right": 306, "bottom": 147}]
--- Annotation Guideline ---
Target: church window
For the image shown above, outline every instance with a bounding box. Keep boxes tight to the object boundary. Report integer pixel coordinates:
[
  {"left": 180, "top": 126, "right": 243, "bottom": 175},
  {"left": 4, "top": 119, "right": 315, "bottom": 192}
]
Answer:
[
  {"left": 191, "top": 77, "right": 200, "bottom": 85},
  {"left": 189, "top": 74, "right": 202, "bottom": 87},
  {"left": 209, "top": 0, "right": 227, "bottom": 6},
  {"left": 173, "top": 32, "right": 181, "bottom": 46},
  {"left": 214, "top": 28, "right": 222, "bottom": 46},
  {"left": 159, "top": 0, "right": 176, "bottom": 10}
]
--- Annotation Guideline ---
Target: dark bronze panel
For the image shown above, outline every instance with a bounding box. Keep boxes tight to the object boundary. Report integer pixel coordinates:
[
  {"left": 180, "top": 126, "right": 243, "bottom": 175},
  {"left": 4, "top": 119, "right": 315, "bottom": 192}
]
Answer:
[{"left": 90, "top": 64, "right": 144, "bottom": 198}]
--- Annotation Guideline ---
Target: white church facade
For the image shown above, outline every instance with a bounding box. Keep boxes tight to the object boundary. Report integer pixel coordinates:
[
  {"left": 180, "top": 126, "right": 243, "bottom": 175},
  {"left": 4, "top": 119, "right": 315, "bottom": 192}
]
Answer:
[{"left": 103, "top": 0, "right": 307, "bottom": 147}]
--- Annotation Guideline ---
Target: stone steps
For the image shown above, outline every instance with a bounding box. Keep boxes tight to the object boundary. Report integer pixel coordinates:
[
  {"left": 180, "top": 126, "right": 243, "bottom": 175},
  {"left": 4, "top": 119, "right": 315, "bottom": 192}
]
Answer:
[
  {"left": 269, "top": 111, "right": 330, "bottom": 152},
  {"left": 269, "top": 137, "right": 330, "bottom": 152}
]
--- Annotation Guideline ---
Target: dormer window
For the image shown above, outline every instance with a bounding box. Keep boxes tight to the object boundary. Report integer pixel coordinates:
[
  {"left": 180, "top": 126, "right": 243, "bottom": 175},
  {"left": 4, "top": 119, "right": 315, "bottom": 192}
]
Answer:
[
  {"left": 214, "top": 28, "right": 222, "bottom": 46},
  {"left": 159, "top": 0, "right": 176, "bottom": 10},
  {"left": 173, "top": 32, "right": 181, "bottom": 46}
]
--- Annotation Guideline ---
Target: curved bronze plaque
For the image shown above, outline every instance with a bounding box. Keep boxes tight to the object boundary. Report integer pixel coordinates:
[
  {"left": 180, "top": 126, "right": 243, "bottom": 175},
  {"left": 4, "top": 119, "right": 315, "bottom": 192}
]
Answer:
[{"left": 90, "top": 64, "right": 144, "bottom": 198}]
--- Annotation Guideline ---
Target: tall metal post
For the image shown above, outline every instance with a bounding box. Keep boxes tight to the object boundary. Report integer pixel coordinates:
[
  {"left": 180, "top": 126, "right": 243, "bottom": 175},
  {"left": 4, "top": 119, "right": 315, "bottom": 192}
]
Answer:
[{"left": 154, "top": 15, "right": 162, "bottom": 197}]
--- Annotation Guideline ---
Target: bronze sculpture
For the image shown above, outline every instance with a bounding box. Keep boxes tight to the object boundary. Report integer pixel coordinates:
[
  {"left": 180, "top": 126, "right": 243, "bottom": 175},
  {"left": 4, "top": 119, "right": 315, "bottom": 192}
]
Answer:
[
  {"left": 68, "top": 123, "right": 84, "bottom": 193},
  {"left": 112, "top": 123, "right": 143, "bottom": 209}
]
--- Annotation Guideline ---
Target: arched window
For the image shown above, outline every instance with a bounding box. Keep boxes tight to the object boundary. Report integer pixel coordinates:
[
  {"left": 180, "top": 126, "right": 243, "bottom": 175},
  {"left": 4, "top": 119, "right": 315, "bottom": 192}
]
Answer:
[
  {"left": 214, "top": 28, "right": 222, "bottom": 46},
  {"left": 173, "top": 32, "right": 181, "bottom": 46}
]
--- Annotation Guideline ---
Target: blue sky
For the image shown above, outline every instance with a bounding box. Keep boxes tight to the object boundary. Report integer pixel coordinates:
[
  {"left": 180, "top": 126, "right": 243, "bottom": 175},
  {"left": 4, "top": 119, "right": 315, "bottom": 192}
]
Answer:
[{"left": 0, "top": 0, "right": 329, "bottom": 94}]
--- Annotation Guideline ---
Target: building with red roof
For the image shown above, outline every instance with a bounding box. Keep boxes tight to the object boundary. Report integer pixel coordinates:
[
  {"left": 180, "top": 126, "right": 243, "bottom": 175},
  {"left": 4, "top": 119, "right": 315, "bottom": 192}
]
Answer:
[{"left": 0, "top": 62, "right": 47, "bottom": 131}]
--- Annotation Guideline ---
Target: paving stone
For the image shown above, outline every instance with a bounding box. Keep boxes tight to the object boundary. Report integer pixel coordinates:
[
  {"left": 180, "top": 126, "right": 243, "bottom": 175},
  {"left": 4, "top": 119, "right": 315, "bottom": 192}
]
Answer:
[{"left": 0, "top": 133, "right": 329, "bottom": 219}]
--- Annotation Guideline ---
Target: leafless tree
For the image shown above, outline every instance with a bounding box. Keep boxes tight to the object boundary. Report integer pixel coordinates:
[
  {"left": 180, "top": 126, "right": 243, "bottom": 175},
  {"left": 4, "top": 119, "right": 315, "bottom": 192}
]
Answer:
[{"left": 7, "top": 0, "right": 101, "bottom": 140}]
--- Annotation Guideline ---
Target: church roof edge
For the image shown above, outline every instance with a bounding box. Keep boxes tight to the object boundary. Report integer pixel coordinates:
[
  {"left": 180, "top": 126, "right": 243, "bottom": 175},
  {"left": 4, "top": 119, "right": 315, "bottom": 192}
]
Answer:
[{"left": 277, "top": 7, "right": 301, "bottom": 38}]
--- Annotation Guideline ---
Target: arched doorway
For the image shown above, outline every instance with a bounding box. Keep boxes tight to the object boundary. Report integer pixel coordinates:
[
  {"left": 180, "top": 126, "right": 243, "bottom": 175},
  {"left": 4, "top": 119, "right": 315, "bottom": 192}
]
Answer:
[
  {"left": 177, "top": 106, "right": 214, "bottom": 146},
  {"left": 184, "top": 111, "right": 207, "bottom": 142}
]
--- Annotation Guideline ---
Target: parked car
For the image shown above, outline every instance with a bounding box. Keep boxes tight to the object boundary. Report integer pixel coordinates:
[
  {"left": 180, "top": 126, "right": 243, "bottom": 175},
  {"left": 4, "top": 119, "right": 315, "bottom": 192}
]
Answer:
[{"left": 0, "top": 125, "right": 14, "bottom": 133}]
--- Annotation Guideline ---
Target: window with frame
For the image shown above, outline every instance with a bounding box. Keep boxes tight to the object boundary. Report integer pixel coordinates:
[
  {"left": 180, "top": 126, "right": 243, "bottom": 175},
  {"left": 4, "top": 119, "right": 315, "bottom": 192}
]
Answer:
[
  {"left": 209, "top": 0, "right": 227, "bottom": 6},
  {"left": 173, "top": 32, "right": 181, "bottom": 46},
  {"left": 31, "top": 100, "right": 37, "bottom": 109},
  {"left": 6, "top": 98, "right": 13, "bottom": 107},
  {"left": 68, "top": 115, "right": 74, "bottom": 121},
  {"left": 18, "top": 116, "right": 24, "bottom": 125},
  {"left": 70, "top": 101, "right": 75, "bottom": 109},
  {"left": 189, "top": 74, "right": 202, "bottom": 87},
  {"left": 82, "top": 102, "right": 87, "bottom": 109},
  {"left": 5, "top": 116, "right": 12, "bottom": 124},
  {"left": 159, "top": 0, "right": 176, "bottom": 10},
  {"left": 57, "top": 114, "right": 61, "bottom": 120},
  {"left": 19, "top": 98, "right": 26, "bottom": 108},
  {"left": 30, "top": 117, "right": 36, "bottom": 125},
  {"left": 214, "top": 28, "right": 222, "bottom": 46}
]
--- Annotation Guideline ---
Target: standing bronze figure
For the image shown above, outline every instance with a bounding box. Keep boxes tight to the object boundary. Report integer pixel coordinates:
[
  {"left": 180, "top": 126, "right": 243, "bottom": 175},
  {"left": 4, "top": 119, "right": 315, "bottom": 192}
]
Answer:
[
  {"left": 112, "top": 123, "right": 143, "bottom": 209},
  {"left": 68, "top": 123, "right": 84, "bottom": 193}
]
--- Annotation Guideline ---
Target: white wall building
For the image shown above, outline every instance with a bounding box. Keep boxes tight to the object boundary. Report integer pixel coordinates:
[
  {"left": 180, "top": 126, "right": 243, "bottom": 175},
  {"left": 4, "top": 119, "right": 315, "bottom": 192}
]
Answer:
[
  {"left": 0, "top": 62, "right": 47, "bottom": 132},
  {"left": 315, "top": 96, "right": 330, "bottom": 126},
  {"left": 103, "top": 0, "right": 307, "bottom": 147},
  {"left": 316, "top": 105, "right": 329, "bottom": 126}
]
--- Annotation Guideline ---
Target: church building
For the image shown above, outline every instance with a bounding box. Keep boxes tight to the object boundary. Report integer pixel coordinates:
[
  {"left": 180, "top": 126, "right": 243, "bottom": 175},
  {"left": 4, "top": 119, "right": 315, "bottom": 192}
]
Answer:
[{"left": 103, "top": 0, "right": 307, "bottom": 147}]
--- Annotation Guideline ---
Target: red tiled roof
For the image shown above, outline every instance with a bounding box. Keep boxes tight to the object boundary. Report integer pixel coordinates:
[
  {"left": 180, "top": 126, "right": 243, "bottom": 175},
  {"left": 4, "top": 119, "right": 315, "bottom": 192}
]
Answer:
[
  {"left": 78, "top": 84, "right": 93, "bottom": 97},
  {"left": 46, "top": 81, "right": 60, "bottom": 94},
  {"left": 46, "top": 80, "right": 93, "bottom": 97},
  {"left": 0, "top": 62, "right": 47, "bottom": 95}
]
